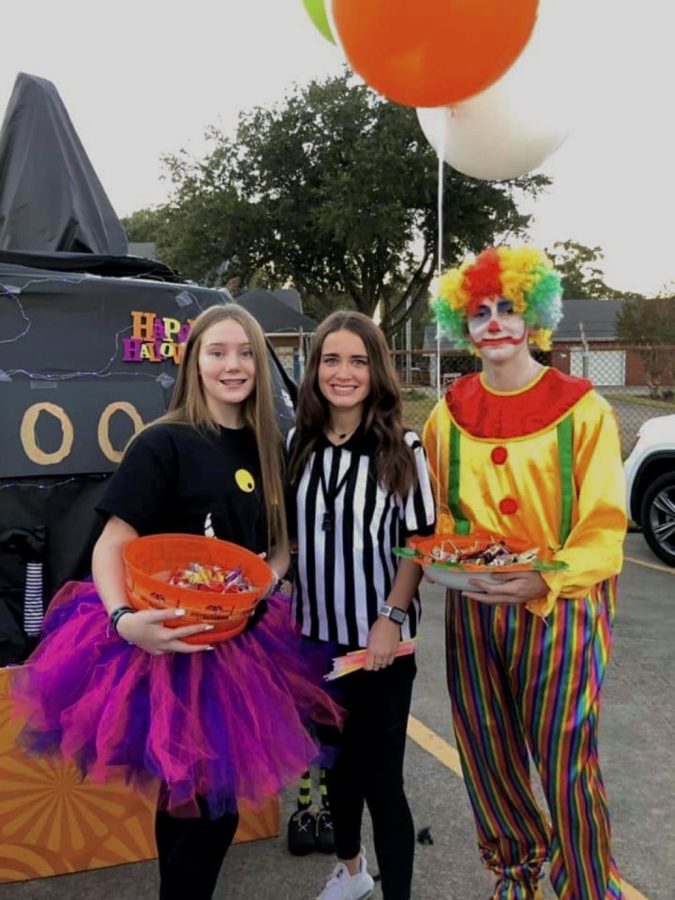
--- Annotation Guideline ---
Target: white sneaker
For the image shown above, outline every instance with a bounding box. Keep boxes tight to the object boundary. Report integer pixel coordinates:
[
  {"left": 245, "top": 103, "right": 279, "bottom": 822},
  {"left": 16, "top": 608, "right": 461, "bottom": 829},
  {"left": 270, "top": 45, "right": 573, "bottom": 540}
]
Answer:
[{"left": 316, "top": 853, "right": 375, "bottom": 900}]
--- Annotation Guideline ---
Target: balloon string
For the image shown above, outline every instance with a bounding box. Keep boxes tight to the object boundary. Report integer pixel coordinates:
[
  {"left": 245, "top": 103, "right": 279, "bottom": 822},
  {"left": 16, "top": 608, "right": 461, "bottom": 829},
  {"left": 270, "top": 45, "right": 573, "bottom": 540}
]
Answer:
[
  {"left": 434, "top": 113, "right": 447, "bottom": 519},
  {"left": 436, "top": 116, "right": 445, "bottom": 281}
]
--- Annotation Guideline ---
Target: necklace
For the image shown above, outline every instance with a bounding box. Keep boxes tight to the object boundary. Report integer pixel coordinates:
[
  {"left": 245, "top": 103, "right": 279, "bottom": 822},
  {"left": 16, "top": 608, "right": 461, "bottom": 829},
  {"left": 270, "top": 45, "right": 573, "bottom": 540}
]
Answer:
[{"left": 327, "top": 423, "right": 359, "bottom": 443}]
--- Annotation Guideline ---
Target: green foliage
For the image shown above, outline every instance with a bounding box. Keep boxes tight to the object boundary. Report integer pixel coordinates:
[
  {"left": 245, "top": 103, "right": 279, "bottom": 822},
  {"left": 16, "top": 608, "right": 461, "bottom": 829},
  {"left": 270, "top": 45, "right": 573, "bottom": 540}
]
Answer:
[
  {"left": 617, "top": 296, "right": 675, "bottom": 398},
  {"left": 121, "top": 207, "right": 168, "bottom": 243},
  {"left": 617, "top": 296, "right": 675, "bottom": 344},
  {"left": 302, "top": 291, "right": 356, "bottom": 323},
  {"left": 125, "top": 72, "right": 550, "bottom": 330},
  {"left": 546, "top": 240, "right": 644, "bottom": 300}
]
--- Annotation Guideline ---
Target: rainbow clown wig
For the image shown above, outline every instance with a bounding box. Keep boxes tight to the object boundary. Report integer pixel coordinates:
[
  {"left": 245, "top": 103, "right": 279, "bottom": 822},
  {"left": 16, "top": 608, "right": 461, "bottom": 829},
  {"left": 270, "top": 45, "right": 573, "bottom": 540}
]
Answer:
[{"left": 433, "top": 246, "right": 563, "bottom": 351}]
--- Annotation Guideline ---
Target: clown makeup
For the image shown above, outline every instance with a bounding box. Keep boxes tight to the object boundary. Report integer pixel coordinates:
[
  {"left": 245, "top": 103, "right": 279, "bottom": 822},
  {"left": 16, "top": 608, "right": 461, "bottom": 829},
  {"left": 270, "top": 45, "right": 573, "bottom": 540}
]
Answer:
[{"left": 467, "top": 297, "right": 528, "bottom": 360}]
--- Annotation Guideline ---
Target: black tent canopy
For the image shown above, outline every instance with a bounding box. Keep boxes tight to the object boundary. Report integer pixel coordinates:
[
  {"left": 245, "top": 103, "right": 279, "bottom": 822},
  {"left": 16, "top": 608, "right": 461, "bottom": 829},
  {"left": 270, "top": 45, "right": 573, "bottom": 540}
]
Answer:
[
  {"left": 237, "top": 289, "right": 317, "bottom": 333},
  {"left": 0, "top": 73, "right": 127, "bottom": 255}
]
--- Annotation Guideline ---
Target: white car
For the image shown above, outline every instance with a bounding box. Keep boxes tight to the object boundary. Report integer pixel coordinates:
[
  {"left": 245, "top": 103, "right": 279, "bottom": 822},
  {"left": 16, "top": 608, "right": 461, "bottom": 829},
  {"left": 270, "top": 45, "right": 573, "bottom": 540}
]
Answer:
[{"left": 624, "top": 414, "right": 675, "bottom": 566}]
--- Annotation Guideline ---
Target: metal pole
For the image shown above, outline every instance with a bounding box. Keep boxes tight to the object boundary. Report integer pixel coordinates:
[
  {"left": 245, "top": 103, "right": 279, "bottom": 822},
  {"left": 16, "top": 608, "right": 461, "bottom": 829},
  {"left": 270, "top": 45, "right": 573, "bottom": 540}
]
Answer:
[
  {"left": 298, "top": 328, "right": 304, "bottom": 381},
  {"left": 405, "top": 297, "right": 412, "bottom": 385},
  {"left": 579, "top": 321, "right": 589, "bottom": 379}
]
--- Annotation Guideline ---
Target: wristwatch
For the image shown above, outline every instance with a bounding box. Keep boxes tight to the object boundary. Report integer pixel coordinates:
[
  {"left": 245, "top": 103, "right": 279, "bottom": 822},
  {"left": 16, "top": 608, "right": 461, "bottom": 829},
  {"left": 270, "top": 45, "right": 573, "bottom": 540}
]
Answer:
[{"left": 378, "top": 604, "right": 408, "bottom": 626}]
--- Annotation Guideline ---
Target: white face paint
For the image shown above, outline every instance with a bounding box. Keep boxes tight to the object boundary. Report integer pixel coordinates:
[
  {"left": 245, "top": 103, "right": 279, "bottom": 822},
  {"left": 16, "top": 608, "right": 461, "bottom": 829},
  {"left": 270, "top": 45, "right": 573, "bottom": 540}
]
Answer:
[{"left": 467, "top": 297, "right": 528, "bottom": 363}]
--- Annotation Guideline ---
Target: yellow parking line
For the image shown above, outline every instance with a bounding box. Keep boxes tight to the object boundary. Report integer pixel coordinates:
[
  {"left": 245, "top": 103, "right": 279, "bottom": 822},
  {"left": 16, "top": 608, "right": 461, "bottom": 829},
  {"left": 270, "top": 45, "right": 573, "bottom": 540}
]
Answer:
[
  {"left": 622, "top": 886, "right": 650, "bottom": 900},
  {"left": 625, "top": 555, "right": 675, "bottom": 575},
  {"left": 407, "top": 715, "right": 650, "bottom": 900},
  {"left": 407, "top": 715, "right": 462, "bottom": 777}
]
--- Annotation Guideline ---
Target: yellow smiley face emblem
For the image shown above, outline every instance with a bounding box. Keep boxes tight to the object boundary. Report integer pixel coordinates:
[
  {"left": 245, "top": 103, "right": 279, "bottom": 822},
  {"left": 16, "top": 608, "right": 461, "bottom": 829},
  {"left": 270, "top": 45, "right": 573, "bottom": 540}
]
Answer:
[{"left": 235, "top": 468, "right": 256, "bottom": 493}]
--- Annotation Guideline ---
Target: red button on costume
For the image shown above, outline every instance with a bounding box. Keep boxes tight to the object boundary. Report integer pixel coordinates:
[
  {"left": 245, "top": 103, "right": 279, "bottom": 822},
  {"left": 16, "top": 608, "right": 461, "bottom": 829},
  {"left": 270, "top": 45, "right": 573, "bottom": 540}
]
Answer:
[{"left": 491, "top": 446, "right": 508, "bottom": 465}]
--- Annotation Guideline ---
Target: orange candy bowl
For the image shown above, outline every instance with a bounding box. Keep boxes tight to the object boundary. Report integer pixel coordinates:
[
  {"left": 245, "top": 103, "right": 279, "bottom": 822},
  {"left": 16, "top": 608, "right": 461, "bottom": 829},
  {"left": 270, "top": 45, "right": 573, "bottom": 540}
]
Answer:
[{"left": 123, "top": 534, "right": 274, "bottom": 645}]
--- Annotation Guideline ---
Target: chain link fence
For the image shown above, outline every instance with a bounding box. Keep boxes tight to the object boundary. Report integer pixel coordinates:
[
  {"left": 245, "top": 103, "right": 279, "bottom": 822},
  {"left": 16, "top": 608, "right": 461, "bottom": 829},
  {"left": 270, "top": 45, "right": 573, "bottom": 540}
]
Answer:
[{"left": 393, "top": 344, "right": 675, "bottom": 457}]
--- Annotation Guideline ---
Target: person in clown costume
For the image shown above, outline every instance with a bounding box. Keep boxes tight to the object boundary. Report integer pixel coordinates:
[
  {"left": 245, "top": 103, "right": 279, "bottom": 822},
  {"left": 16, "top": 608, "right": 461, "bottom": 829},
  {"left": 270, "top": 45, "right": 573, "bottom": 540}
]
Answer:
[{"left": 422, "top": 246, "right": 627, "bottom": 900}]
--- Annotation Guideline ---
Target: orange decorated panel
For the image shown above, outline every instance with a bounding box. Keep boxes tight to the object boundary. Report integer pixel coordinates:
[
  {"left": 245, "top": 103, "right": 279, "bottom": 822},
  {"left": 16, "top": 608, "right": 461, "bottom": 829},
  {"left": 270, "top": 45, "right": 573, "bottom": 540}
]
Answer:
[{"left": 0, "top": 668, "right": 279, "bottom": 884}]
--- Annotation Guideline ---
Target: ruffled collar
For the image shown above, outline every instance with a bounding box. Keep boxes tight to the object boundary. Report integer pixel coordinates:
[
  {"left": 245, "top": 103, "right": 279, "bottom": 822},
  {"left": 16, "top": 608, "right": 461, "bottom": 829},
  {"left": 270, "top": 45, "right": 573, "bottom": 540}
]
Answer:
[{"left": 446, "top": 368, "right": 593, "bottom": 439}]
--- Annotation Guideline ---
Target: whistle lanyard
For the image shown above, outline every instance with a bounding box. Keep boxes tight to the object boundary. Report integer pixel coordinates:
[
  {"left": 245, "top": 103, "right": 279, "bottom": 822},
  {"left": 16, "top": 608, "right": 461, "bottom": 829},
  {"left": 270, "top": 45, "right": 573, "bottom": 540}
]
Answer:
[{"left": 319, "top": 447, "right": 359, "bottom": 533}]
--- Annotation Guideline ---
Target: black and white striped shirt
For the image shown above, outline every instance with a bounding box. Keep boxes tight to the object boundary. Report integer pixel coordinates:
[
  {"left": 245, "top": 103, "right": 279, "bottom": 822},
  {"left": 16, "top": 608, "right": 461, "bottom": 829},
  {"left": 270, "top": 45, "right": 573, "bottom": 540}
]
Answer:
[{"left": 289, "top": 427, "right": 435, "bottom": 647}]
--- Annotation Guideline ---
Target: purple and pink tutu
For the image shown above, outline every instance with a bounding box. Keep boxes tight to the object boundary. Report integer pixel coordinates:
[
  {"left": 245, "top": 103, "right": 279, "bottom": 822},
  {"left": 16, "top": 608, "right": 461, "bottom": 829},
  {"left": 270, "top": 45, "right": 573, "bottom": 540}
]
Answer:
[{"left": 11, "top": 582, "right": 343, "bottom": 818}]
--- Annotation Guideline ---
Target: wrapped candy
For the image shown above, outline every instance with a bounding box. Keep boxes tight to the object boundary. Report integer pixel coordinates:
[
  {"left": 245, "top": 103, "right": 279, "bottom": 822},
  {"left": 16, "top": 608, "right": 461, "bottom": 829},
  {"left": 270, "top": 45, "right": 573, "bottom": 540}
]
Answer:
[
  {"left": 167, "top": 562, "right": 256, "bottom": 594},
  {"left": 428, "top": 539, "right": 538, "bottom": 568}
]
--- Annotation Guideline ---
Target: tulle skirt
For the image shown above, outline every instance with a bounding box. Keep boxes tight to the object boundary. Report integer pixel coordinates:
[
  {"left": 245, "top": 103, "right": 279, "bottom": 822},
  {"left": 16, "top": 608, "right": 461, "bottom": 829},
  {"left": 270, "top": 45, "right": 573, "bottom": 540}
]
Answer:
[{"left": 10, "top": 582, "right": 343, "bottom": 818}]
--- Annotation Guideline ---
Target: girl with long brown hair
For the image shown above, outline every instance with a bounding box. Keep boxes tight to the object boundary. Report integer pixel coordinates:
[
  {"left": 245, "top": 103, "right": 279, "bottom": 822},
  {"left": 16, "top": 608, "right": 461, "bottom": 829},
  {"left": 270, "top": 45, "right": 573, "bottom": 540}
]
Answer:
[
  {"left": 12, "top": 303, "right": 342, "bottom": 900},
  {"left": 288, "top": 311, "right": 436, "bottom": 900}
]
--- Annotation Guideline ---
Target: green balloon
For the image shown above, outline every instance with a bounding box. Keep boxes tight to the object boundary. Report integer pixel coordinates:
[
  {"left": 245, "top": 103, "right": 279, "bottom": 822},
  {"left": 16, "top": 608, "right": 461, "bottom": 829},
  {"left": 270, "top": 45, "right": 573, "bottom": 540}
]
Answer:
[{"left": 302, "top": 0, "right": 335, "bottom": 44}]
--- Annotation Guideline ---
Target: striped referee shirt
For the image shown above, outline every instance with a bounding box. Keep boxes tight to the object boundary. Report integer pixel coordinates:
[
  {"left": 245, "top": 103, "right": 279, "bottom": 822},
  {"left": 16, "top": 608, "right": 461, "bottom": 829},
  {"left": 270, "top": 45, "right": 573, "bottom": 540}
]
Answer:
[{"left": 289, "top": 426, "right": 436, "bottom": 648}]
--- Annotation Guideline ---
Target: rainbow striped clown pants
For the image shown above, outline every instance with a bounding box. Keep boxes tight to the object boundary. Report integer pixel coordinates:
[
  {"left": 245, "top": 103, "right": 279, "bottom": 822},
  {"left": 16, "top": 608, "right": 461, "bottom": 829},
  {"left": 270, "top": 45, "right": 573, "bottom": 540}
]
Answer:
[{"left": 445, "top": 579, "right": 624, "bottom": 900}]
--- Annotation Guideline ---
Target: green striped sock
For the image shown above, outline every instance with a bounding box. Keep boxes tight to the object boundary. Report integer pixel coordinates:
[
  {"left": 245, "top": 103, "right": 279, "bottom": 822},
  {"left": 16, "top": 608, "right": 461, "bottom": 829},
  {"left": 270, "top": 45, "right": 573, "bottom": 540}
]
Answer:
[
  {"left": 319, "top": 768, "right": 329, "bottom": 810},
  {"left": 297, "top": 770, "right": 312, "bottom": 810}
]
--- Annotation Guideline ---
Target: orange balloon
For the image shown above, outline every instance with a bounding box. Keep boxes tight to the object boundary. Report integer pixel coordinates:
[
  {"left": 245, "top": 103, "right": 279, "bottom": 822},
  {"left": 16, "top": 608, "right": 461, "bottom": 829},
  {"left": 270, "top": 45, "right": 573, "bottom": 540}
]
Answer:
[{"left": 332, "top": 0, "right": 540, "bottom": 108}]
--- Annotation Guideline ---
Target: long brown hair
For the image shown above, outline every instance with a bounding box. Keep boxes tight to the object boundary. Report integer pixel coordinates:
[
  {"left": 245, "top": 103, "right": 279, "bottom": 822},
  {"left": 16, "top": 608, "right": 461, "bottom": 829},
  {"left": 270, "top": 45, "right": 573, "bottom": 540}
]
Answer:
[
  {"left": 143, "top": 303, "right": 287, "bottom": 552},
  {"left": 289, "top": 311, "right": 416, "bottom": 496}
]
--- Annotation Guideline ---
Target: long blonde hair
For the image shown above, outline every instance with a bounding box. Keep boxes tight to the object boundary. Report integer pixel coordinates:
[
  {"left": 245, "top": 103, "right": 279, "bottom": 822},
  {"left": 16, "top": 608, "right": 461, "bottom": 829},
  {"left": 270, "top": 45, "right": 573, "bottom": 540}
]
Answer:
[{"left": 150, "top": 303, "right": 287, "bottom": 552}]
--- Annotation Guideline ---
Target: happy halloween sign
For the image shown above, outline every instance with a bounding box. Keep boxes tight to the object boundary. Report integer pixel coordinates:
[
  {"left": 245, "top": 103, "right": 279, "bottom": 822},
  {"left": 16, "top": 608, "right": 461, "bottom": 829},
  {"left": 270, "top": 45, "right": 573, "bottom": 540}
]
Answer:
[{"left": 122, "top": 311, "right": 194, "bottom": 364}]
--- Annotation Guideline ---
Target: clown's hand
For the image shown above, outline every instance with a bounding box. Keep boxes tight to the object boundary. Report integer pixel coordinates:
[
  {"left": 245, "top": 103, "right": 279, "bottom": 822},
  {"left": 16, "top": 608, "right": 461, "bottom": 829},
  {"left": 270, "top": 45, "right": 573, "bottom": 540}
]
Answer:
[{"left": 463, "top": 571, "right": 547, "bottom": 606}]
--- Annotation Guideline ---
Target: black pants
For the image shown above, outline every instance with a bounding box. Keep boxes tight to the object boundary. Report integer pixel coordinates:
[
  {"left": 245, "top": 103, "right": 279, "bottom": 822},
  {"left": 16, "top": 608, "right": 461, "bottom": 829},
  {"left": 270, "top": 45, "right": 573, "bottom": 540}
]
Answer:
[
  {"left": 155, "top": 797, "right": 239, "bottom": 900},
  {"left": 322, "top": 653, "right": 416, "bottom": 900}
]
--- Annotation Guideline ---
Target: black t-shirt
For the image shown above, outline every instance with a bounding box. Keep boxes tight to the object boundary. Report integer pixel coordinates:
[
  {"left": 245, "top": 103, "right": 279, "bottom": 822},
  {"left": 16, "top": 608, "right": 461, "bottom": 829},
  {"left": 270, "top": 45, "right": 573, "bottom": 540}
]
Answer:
[{"left": 96, "top": 422, "right": 268, "bottom": 554}]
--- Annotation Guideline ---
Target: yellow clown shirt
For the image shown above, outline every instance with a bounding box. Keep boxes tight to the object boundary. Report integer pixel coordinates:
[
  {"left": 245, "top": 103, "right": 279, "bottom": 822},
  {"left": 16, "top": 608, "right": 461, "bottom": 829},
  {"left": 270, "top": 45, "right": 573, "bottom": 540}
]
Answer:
[{"left": 421, "top": 367, "right": 627, "bottom": 617}]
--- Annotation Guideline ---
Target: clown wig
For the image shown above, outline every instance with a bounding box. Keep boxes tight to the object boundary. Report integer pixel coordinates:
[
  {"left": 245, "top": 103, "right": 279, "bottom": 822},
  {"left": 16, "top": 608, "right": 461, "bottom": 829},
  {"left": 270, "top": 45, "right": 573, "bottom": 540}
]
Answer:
[{"left": 433, "top": 246, "right": 563, "bottom": 351}]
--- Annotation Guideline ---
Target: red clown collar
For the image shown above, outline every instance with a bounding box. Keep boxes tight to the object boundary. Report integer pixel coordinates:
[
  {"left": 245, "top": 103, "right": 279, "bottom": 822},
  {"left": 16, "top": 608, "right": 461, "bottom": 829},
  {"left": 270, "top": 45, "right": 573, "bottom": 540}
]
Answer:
[{"left": 446, "top": 368, "right": 593, "bottom": 439}]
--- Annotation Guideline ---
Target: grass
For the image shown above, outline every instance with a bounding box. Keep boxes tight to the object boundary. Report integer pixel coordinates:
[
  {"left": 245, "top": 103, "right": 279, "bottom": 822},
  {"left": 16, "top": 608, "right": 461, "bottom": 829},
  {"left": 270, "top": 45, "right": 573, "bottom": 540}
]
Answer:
[
  {"left": 604, "top": 393, "right": 675, "bottom": 410},
  {"left": 401, "top": 388, "right": 433, "bottom": 401},
  {"left": 402, "top": 394, "right": 438, "bottom": 434}
]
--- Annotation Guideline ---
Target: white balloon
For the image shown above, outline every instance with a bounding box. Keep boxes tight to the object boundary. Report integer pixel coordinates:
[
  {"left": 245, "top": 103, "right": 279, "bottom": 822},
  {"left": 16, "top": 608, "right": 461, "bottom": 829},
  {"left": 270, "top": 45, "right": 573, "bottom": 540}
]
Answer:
[
  {"left": 417, "top": 0, "right": 585, "bottom": 181},
  {"left": 416, "top": 98, "right": 568, "bottom": 182}
]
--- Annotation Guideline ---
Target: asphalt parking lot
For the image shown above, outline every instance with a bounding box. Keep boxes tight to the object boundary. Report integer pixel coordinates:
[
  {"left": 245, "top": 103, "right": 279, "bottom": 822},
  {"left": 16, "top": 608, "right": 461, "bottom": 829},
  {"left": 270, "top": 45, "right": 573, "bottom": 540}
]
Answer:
[{"left": 0, "top": 533, "right": 672, "bottom": 900}]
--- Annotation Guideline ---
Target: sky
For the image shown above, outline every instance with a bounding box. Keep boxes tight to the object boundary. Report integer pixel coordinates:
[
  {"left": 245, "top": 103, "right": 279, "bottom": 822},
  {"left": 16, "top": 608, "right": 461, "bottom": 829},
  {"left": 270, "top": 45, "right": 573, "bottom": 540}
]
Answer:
[{"left": 3, "top": 0, "right": 675, "bottom": 296}]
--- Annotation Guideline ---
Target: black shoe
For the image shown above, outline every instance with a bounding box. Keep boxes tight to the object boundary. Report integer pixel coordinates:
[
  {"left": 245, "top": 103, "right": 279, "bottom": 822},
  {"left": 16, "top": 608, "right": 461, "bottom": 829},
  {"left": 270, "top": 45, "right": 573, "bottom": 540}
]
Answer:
[
  {"left": 287, "top": 807, "right": 317, "bottom": 856},
  {"left": 314, "top": 807, "right": 335, "bottom": 854}
]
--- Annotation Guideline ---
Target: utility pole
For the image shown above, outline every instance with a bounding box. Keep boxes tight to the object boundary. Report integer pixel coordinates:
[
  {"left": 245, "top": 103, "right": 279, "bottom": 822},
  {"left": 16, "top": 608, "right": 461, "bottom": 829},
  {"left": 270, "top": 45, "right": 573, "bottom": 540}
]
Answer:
[
  {"left": 405, "top": 297, "right": 412, "bottom": 384},
  {"left": 579, "top": 321, "right": 590, "bottom": 379}
]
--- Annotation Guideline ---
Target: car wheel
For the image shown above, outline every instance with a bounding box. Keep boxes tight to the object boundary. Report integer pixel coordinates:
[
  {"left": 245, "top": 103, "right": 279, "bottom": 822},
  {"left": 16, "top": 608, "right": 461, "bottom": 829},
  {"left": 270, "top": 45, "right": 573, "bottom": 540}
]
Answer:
[{"left": 640, "top": 471, "right": 675, "bottom": 567}]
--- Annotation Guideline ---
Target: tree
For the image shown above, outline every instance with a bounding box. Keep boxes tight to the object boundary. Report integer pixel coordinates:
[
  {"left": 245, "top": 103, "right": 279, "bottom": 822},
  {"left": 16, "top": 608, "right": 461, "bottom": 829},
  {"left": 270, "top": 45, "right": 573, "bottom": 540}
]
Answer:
[
  {"left": 150, "top": 72, "right": 549, "bottom": 333},
  {"left": 545, "top": 240, "right": 644, "bottom": 300},
  {"left": 121, "top": 207, "right": 168, "bottom": 244},
  {"left": 617, "top": 297, "right": 675, "bottom": 398}
]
